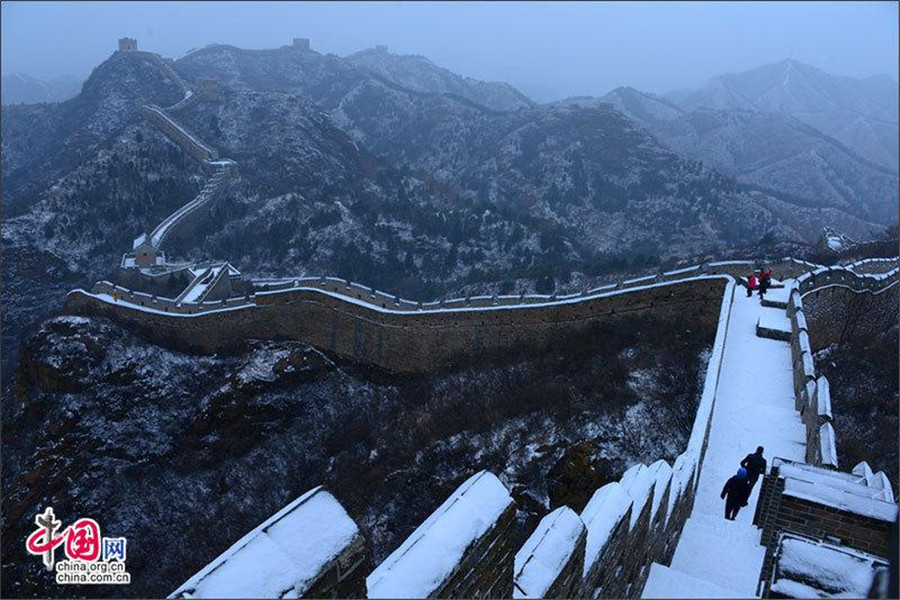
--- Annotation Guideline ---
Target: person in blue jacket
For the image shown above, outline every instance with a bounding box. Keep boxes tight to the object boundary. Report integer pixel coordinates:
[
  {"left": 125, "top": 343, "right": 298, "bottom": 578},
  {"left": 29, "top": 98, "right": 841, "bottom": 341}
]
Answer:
[{"left": 721, "top": 468, "right": 752, "bottom": 520}]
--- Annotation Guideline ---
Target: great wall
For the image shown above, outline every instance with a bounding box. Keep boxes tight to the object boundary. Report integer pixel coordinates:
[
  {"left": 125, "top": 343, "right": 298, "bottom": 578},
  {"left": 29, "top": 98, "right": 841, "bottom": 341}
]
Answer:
[{"left": 63, "top": 39, "right": 900, "bottom": 598}]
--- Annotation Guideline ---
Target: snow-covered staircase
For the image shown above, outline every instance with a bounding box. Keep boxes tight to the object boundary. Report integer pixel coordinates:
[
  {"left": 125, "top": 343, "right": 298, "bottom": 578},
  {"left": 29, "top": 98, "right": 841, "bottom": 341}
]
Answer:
[
  {"left": 644, "top": 513, "right": 765, "bottom": 597},
  {"left": 642, "top": 286, "right": 807, "bottom": 599},
  {"left": 643, "top": 563, "right": 745, "bottom": 599},
  {"left": 670, "top": 515, "right": 764, "bottom": 593}
]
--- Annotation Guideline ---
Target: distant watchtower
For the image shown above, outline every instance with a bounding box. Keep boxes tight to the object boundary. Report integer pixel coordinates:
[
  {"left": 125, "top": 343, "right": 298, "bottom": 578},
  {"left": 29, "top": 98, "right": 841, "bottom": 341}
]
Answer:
[
  {"left": 118, "top": 37, "right": 138, "bottom": 52},
  {"left": 375, "top": 44, "right": 388, "bottom": 53},
  {"left": 293, "top": 38, "right": 310, "bottom": 51}
]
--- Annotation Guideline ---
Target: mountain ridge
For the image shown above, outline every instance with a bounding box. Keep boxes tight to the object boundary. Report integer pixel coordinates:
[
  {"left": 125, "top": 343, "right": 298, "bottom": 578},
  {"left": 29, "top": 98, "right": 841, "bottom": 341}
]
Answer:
[{"left": 665, "top": 59, "right": 899, "bottom": 170}]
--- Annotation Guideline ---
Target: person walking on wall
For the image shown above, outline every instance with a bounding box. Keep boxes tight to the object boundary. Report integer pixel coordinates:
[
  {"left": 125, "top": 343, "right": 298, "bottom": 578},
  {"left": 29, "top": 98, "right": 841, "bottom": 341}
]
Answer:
[
  {"left": 746, "top": 272, "right": 757, "bottom": 298},
  {"left": 758, "top": 268, "right": 773, "bottom": 299},
  {"left": 740, "top": 446, "right": 767, "bottom": 492},
  {"left": 721, "top": 468, "right": 751, "bottom": 520}
]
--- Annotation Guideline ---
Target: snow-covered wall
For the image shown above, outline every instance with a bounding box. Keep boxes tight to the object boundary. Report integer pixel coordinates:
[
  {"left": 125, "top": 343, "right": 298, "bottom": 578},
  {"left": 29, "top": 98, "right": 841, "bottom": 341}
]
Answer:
[
  {"left": 170, "top": 486, "right": 367, "bottom": 598},
  {"left": 514, "top": 506, "right": 586, "bottom": 598},
  {"left": 789, "top": 261, "right": 899, "bottom": 467},
  {"left": 754, "top": 458, "right": 897, "bottom": 591},
  {"left": 68, "top": 275, "right": 729, "bottom": 373},
  {"left": 366, "top": 471, "right": 516, "bottom": 598}
]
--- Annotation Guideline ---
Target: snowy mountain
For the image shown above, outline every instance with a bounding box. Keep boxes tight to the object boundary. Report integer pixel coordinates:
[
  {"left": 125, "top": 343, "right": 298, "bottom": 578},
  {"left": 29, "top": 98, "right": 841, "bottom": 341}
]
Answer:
[
  {"left": 0, "top": 73, "right": 83, "bottom": 105},
  {"left": 345, "top": 46, "right": 534, "bottom": 111},
  {"left": 666, "top": 60, "right": 899, "bottom": 171},
  {"left": 2, "top": 52, "right": 183, "bottom": 216},
  {"left": 1, "top": 45, "right": 891, "bottom": 382},
  {"left": 601, "top": 86, "right": 898, "bottom": 224}
]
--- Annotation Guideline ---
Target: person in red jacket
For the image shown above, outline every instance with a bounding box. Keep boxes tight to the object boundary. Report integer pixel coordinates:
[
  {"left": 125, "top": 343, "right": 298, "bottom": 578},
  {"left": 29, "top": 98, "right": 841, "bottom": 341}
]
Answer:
[
  {"left": 759, "top": 268, "right": 772, "bottom": 299},
  {"left": 746, "top": 273, "right": 757, "bottom": 298}
]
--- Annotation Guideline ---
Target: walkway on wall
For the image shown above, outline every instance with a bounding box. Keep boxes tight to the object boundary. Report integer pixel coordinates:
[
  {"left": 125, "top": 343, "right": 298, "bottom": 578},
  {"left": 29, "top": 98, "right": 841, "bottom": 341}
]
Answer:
[
  {"left": 129, "top": 51, "right": 238, "bottom": 254},
  {"left": 643, "top": 289, "right": 807, "bottom": 598}
]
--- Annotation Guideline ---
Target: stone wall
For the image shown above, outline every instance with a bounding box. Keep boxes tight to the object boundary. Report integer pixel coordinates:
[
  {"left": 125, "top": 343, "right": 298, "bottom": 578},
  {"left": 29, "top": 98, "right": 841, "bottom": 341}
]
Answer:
[
  {"left": 753, "top": 460, "right": 897, "bottom": 591},
  {"left": 170, "top": 486, "right": 368, "bottom": 599},
  {"left": 786, "top": 262, "right": 899, "bottom": 467},
  {"left": 787, "top": 259, "right": 900, "bottom": 468},
  {"left": 141, "top": 104, "right": 218, "bottom": 163},
  {"left": 131, "top": 51, "right": 189, "bottom": 97},
  {"left": 365, "top": 471, "right": 517, "bottom": 599},
  {"left": 802, "top": 283, "right": 899, "bottom": 352},
  {"left": 151, "top": 166, "right": 236, "bottom": 249},
  {"left": 514, "top": 507, "right": 587, "bottom": 598},
  {"left": 67, "top": 276, "right": 727, "bottom": 373}
]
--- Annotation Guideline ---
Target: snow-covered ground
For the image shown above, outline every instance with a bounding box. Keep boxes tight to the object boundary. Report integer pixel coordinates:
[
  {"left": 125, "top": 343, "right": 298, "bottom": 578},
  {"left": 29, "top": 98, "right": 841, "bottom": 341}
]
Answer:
[{"left": 643, "top": 288, "right": 806, "bottom": 598}]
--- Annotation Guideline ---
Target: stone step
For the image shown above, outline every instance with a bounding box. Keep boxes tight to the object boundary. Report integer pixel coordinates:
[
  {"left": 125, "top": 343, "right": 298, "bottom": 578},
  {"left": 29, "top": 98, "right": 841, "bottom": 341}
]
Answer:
[
  {"left": 683, "top": 511, "right": 763, "bottom": 547},
  {"left": 756, "top": 308, "right": 791, "bottom": 341},
  {"left": 670, "top": 516, "right": 766, "bottom": 597},
  {"left": 642, "top": 563, "right": 746, "bottom": 599},
  {"left": 760, "top": 286, "right": 791, "bottom": 309}
]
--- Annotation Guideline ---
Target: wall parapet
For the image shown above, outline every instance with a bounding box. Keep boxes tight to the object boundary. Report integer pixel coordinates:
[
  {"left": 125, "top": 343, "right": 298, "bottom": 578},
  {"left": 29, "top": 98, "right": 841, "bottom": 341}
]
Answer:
[
  {"left": 81, "top": 255, "right": 824, "bottom": 319},
  {"left": 141, "top": 104, "right": 218, "bottom": 163},
  {"left": 67, "top": 274, "right": 731, "bottom": 373},
  {"left": 170, "top": 486, "right": 367, "bottom": 598},
  {"left": 786, "top": 259, "right": 899, "bottom": 468},
  {"left": 514, "top": 506, "right": 586, "bottom": 599},
  {"left": 366, "top": 471, "right": 516, "bottom": 599},
  {"left": 753, "top": 457, "right": 897, "bottom": 591}
]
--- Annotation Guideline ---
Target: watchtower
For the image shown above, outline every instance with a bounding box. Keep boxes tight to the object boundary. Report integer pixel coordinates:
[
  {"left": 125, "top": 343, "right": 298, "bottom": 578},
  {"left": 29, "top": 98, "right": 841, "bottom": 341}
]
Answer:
[
  {"left": 118, "top": 37, "right": 138, "bottom": 52},
  {"left": 375, "top": 44, "right": 388, "bottom": 53},
  {"left": 132, "top": 234, "right": 158, "bottom": 268},
  {"left": 293, "top": 38, "right": 310, "bottom": 50}
]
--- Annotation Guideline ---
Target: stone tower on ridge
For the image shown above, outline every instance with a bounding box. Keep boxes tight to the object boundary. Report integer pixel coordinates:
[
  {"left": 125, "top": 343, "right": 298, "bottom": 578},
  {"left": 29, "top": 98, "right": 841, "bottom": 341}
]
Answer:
[
  {"left": 293, "top": 38, "right": 310, "bottom": 50},
  {"left": 118, "top": 37, "right": 138, "bottom": 52}
]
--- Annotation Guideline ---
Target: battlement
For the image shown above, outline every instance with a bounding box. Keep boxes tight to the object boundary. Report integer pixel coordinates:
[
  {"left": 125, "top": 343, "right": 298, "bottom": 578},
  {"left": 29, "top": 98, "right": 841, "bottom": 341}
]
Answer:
[{"left": 779, "top": 260, "right": 899, "bottom": 479}]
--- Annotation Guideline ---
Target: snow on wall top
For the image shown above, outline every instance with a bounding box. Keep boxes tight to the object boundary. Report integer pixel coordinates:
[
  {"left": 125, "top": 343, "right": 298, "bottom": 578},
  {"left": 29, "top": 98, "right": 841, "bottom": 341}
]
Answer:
[
  {"left": 779, "top": 462, "right": 898, "bottom": 522},
  {"left": 620, "top": 463, "right": 656, "bottom": 529},
  {"left": 513, "top": 506, "right": 585, "bottom": 599},
  {"left": 814, "top": 376, "right": 832, "bottom": 420},
  {"left": 647, "top": 460, "right": 673, "bottom": 521},
  {"left": 169, "top": 486, "right": 359, "bottom": 598},
  {"left": 366, "top": 471, "right": 513, "bottom": 599},
  {"left": 668, "top": 452, "right": 695, "bottom": 521},
  {"left": 853, "top": 462, "right": 895, "bottom": 503},
  {"left": 580, "top": 482, "right": 633, "bottom": 577},
  {"left": 771, "top": 534, "right": 887, "bottom": 598}
]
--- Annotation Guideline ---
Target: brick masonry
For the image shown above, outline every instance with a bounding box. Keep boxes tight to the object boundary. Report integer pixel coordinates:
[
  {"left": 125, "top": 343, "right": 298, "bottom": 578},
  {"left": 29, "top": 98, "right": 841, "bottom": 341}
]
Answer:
[
  {"left": 754, "top": 469, "right": 893, "bottom": 591},
  {"left": 67, "top": 277, "right": 727, "bottom": 373},
  {"left": 302, "top": 533, "right": 368, "bottom": 599},
  {"left": 433, "top": 503, "right": 517, "bottom": 598},
  {"left": 542, "top": 533, "right": 587, "bottom": 599}
]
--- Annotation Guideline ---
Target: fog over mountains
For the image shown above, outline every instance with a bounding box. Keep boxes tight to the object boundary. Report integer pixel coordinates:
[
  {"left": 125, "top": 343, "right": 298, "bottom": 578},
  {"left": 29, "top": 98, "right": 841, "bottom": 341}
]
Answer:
[
  {"left": 667, "top": 59, "right": 898, "bottom": 171},
  {"left": 1, "top": 72, "right": 83, "bottom": 105}
]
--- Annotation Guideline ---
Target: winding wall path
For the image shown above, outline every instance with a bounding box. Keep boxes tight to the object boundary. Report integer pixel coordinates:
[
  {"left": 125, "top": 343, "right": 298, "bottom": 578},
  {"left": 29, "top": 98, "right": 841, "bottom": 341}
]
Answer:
[{"left": 130, "top": 52, "right": 238, "bottom": 252}]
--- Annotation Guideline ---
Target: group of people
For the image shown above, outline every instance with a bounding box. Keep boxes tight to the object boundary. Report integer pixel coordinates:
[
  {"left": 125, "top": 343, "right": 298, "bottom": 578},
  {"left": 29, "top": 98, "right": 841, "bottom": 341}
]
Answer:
[
  {"left": 720, "top": 446, "right": 767, "bottom": 520},
  {"left": 746, "top": 267, "right": 773, "bottom": 299}
]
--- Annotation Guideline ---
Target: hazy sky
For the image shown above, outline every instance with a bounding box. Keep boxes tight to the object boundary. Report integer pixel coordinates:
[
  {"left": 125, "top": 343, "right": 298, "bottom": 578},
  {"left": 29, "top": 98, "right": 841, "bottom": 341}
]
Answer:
[{"left": 2, "top": 1, "right": 897, "bottom": 101}]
